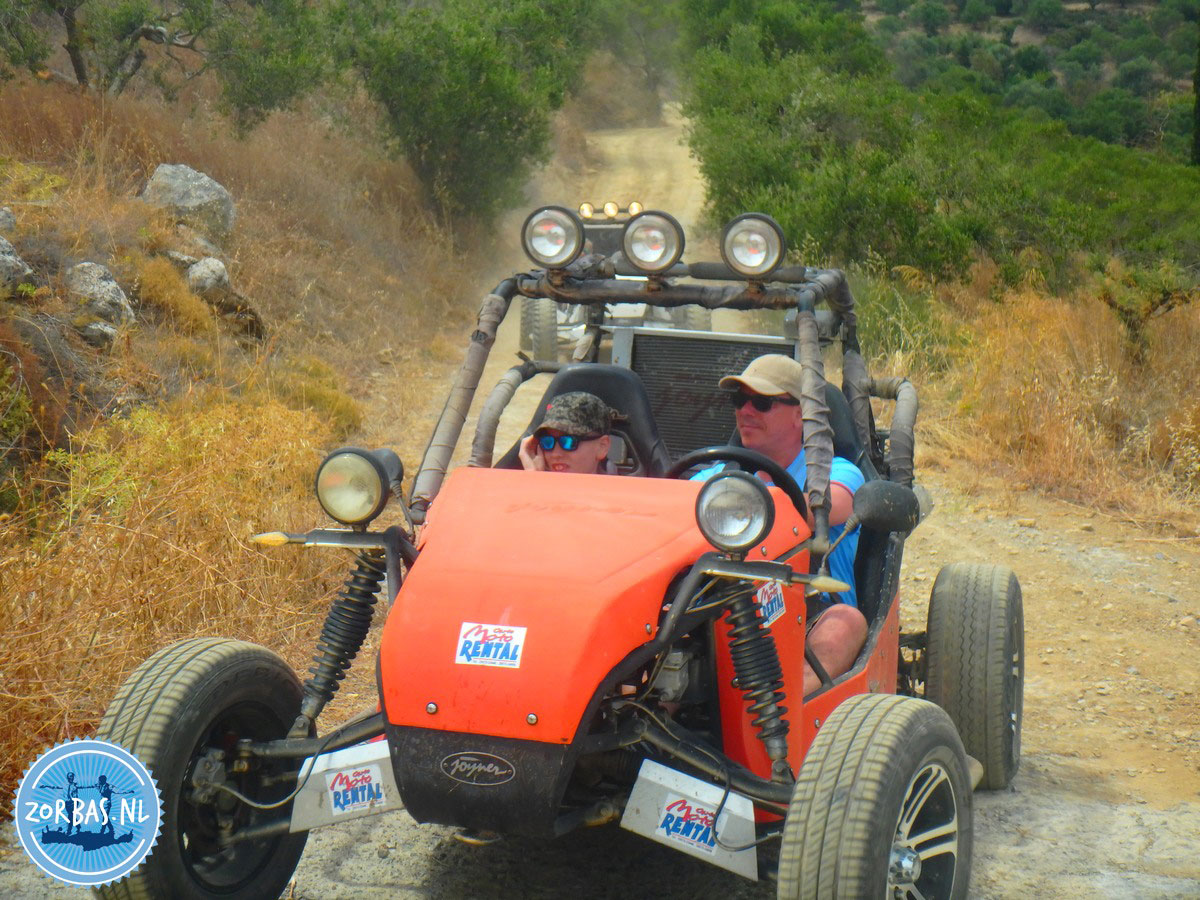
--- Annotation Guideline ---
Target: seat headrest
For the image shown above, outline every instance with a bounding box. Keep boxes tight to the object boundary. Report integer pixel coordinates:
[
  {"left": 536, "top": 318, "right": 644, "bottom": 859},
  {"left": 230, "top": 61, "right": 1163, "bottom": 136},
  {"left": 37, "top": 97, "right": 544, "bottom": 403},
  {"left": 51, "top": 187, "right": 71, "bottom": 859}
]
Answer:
[{"left": 494, "top": 364, "right": 673, "bottom": 476}]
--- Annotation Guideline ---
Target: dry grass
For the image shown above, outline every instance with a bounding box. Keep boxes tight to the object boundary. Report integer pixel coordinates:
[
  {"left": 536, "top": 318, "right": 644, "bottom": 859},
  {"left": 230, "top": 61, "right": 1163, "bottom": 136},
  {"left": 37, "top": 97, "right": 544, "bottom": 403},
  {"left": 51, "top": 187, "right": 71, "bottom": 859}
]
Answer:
[
  {"left": 0, "top": 396, "right": 345, "bottom": 798},
  {"left": 917, "top": 283, "right": 1200, "bottom": 533},
  {"left": 126, "top": 254, "right": 216, "bottom": 333},
  {"left": 0, "top": 78, "right": 491, "bottom": 806}
]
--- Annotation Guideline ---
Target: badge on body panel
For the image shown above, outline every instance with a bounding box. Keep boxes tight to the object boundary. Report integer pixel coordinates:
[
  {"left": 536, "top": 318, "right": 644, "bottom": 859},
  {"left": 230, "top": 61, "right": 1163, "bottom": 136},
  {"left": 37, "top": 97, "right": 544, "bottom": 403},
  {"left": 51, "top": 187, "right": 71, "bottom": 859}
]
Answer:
[
  {"left": 756, "top": 580, "right": 786, "bottom": 627},
  {"left": 12, "top": 738, "right": 162, "bottom": 887},
  {"left": 455, "top": 622, "right": 526, "bottom": 668}
]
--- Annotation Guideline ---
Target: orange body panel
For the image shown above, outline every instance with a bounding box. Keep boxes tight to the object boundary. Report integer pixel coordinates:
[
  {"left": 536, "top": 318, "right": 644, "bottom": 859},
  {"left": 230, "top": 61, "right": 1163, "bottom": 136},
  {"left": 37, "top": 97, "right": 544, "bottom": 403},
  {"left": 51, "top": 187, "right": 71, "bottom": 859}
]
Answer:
[
  {"left": 379, "top": 466, "right": 899, "bottom": 776},
  {"left": 381, "top": 468, "right": 710, "bottom": 743}
]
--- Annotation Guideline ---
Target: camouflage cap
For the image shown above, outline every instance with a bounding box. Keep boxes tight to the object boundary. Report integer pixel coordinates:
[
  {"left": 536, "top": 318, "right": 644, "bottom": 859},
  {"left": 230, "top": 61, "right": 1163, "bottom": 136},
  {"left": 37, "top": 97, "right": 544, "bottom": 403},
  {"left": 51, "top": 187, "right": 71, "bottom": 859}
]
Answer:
[{"left": 536, "top": 392, "right": 613, "bottom": 437}]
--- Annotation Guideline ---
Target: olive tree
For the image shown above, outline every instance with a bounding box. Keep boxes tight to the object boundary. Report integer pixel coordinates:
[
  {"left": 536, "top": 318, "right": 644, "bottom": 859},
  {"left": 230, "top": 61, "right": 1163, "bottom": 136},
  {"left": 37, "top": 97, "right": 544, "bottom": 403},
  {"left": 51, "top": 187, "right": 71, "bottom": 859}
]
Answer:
[
  {"left": 331, "top": 0, "right": 590, "bottom": 227},
  {"left": 0, "top": 0, "right": 326, "bottom": 127}
]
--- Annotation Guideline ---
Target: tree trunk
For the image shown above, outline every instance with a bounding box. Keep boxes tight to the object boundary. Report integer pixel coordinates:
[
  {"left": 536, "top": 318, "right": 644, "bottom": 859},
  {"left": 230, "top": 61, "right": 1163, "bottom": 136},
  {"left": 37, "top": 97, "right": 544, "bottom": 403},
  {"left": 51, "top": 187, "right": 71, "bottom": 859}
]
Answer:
[
  {"left": 107, "top": 47, "right": 147, "bottom": 96},
  {"left": 57, "top": 5, "right": 88, "bottom": 88}
]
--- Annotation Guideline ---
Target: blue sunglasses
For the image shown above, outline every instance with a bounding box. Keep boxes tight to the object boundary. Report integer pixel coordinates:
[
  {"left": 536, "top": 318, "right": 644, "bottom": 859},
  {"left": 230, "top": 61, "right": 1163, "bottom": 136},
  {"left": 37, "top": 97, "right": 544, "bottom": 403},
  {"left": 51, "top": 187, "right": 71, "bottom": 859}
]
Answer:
[{"left": 537, "top": 432, "right": 603, "bottom": 451}]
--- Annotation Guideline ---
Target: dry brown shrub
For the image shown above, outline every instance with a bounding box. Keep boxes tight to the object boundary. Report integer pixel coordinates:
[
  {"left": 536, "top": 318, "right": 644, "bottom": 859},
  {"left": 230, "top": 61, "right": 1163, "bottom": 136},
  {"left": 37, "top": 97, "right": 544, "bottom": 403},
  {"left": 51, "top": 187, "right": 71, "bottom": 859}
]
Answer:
[
  {"left": 951, "top": 290, "right": 1133, "bottom": 493},
  {"left": 924, "top": 283, "right": 1200, "bottom": 532},
  {"left": 0, "top": 396, "right": 345, "bottom": 799},
  {"left": 127, "top": 255, "right": 215, "bottom": 333}
]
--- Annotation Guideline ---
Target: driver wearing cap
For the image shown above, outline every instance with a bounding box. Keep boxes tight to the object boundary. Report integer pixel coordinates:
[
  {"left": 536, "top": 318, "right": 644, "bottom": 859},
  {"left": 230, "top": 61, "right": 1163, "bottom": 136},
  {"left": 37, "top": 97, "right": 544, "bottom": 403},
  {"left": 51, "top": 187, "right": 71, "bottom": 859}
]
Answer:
[
  {"left": 518, "top": 391, "right": 615, "bottom": 475},
  {"left": 708, "top": 354, "right": 868, "bottom": 695}
]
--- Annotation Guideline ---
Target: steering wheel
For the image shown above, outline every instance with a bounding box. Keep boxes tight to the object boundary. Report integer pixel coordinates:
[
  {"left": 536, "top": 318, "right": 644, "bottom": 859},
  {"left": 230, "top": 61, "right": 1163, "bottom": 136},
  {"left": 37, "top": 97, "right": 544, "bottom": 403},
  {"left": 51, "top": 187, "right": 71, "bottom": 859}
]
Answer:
[{"left": 665, "top": 446, "right": 808, "bottom": 522}]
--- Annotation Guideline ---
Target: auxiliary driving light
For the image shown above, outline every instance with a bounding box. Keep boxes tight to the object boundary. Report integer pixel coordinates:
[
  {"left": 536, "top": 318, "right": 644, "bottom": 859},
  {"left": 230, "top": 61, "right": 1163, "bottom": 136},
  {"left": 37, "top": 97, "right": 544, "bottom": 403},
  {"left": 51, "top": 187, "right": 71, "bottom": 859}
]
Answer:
[
  {"left": 695, "top": 471, "right": 774, "bottom": 555},
  {"left": 721, "top": 213, "right": 786, "bottom": 279},
  {"left": 315, "top": 448, "right": 390, "bottom": 526},
  {"left": 621, "top": 210, "right": 685, "bottom": 275},
  {"left": 522, "top": 206, "right": 585, "bottom": 269},
  {"left": 627, "top": 200, "right": 643, "bottom": 216},
  {"left": 578, "top": 202, "right": 595, "bottom": 219},
  {"left": 603, "top": 201, "right": 619, "bottom": 218}
]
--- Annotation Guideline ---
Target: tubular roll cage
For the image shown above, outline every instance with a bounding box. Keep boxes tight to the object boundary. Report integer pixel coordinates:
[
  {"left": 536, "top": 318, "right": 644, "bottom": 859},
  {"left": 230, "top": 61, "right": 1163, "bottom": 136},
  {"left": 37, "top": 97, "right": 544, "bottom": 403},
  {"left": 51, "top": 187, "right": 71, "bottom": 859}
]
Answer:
[{"left": 408, "top": 254, "right": 882, "bottom": 548}]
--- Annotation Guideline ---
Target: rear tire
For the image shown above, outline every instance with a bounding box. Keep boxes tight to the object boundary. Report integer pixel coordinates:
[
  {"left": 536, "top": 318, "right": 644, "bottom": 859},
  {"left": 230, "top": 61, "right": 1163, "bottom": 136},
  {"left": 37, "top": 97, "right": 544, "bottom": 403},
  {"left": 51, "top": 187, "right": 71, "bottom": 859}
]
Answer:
[
  {"left": 925, "top": 562, "right": 1024, "bottom": 790},
  {"left": 95, "top": 638, "right": 308, "bottom": 900},
  {"left": 670, "top": 305, "right": 711, "bottom": 331},
  {"left": 523, "top": 297, "right": 559, "bottom": 361},
  {"left": 777, "top": 694, "right": 972, "bottom": 899}
]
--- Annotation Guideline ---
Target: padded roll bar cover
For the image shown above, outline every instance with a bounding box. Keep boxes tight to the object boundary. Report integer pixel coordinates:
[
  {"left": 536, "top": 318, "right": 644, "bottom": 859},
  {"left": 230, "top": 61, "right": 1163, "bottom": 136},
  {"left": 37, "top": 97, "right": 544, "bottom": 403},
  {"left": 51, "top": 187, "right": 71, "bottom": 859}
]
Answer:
[{"left": 493, "top": 364, "right": 673, "bottom": 476}]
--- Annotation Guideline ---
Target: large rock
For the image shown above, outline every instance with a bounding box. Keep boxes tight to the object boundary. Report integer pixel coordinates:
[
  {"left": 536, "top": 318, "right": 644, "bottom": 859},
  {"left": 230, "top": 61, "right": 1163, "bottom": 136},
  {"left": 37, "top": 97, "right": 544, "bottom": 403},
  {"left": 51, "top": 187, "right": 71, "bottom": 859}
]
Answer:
[
  {"left": 142, "top": 164, "right": 236, "bottom": 244},
  {"left": 1, "top": 235, "right": 34, "bottom": 299},
  {"left": 77, "top": 319, "right": 119, "bottom": 349},
  {"left": 65, "top": 263, "right": 135, "bottom": 326},
  {"left": 0, "top": 207, "right": 15, "bottom": 232},
  {"left": 186, "top": 257, "right": 230, "bottom": 300}
]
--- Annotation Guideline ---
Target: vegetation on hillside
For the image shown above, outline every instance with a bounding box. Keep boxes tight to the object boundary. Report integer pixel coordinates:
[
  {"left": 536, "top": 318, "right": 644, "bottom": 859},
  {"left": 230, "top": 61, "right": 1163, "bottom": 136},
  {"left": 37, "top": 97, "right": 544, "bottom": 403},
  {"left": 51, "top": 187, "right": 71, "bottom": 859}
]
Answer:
[
  {"left": 682, "top": 0, "right": 1200, "bottom": 515},
  {"left": 865, "top": 0, "right": 1200, "bottom": 161},
  {"left": 0, "top": 83, "right": 480, "bottom": 796}
]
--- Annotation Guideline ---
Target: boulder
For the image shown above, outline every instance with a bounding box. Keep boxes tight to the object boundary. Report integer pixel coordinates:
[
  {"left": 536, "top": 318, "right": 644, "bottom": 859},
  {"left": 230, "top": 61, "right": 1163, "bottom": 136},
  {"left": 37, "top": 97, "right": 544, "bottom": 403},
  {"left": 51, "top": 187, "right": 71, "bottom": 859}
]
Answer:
[
  {"left": 65, "top": 263, "right": 135, "bottom": 326},
  {"left": 142, "top": 164, "right": 236, "bottom": 244},
  {"left": 77, "top": 320, "right": 119, "bottom": 349},
  {"left": 0, "top": 207, "right": 15, "bottom": 232},
  {"left": 186, "top": 257, "right": 230, "bottom": 300},
  {"left": 1, "top": 236, "right": 34, "bottom": 299},
  {"left": 164, "top": 249, "right": 199, "bottom": 271}
]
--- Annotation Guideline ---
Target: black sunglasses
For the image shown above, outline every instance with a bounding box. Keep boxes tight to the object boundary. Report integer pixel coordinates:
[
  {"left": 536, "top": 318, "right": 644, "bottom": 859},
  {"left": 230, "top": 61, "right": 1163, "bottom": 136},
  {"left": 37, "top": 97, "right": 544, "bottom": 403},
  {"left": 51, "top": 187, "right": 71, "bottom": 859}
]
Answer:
[
  {"left": 728, "top": 391, "right": 800, "bottom": 412},
  {"left": 537, "top": 432, "right": 603, "bottom": 451}
]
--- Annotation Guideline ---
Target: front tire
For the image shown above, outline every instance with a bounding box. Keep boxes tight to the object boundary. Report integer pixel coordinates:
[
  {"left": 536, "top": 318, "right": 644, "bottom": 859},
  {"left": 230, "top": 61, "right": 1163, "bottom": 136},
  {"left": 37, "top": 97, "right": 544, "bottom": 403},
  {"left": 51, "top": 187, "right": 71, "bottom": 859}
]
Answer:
[
  {"left": 95, "top": 638, "right": 309, "bottom": 900},
  {"left": 522, "top": 297, "right": 559, "bottom": 361},
  {"left": 777, "top": 694, "right": 973, "bottom": 899},
  {"left": 925, "top": 563, "right": 1024, "bottom": 790}
]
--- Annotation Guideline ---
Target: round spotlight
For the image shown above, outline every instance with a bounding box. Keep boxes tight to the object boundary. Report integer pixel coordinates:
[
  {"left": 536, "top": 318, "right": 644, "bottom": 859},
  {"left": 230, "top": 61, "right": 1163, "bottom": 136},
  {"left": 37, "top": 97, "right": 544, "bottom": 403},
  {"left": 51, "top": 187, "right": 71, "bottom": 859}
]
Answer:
[
  {"left": 621, "top": 210, "right": 685, "bottom": 275},
  {"left": 315, "top": 448, "right": 389, "bottom": 526},
  {"left": 695, "top": 471, "right": 774, "bottom": 555},
  {"left": 721, "top": 213, "right": 786, "bottom": 279},
  {"left": 603, "top": 201, "right": 619, "bottom": 219},
  {"left": 578, "top": 202, "right": 594, "bottom": 219},
  {"left": 627, "top": 201, "right": 643, "bottom": 216},
  {"left": 522, "top": 206, "right": 585, "bottom": 269}
]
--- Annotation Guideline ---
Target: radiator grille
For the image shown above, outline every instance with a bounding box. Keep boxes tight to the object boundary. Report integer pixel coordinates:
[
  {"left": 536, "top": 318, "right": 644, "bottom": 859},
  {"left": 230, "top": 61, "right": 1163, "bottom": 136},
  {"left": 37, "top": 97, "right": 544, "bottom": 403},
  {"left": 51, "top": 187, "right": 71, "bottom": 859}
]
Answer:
[{"left": 629, "top": 334, "right": 794, "bottom": 458}]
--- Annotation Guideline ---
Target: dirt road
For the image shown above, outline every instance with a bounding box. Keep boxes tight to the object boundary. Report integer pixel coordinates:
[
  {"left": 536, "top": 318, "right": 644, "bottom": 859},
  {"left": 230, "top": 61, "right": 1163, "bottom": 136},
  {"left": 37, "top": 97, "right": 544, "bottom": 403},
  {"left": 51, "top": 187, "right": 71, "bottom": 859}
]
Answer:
[{"left": 3, "top": 111, "right": 1199, "bottom": 898}]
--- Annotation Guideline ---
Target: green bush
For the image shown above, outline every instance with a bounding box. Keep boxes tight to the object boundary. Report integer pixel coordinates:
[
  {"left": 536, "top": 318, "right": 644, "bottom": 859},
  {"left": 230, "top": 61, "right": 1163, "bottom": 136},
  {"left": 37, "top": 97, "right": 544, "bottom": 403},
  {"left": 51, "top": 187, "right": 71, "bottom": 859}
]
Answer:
[
  {"left": 686, "top": 35, "right": 1200, "bottom": 285},
  {"left": 331, "top": 0, "right": 588, "bottom": 226}
]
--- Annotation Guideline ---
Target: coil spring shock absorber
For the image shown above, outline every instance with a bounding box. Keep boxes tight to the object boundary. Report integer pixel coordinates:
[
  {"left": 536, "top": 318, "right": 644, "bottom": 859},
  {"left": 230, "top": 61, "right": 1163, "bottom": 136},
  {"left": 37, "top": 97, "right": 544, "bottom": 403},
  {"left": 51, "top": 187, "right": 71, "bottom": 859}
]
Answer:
[
  {"left": 290, "top": 548, "right": 386, "bottom": 737},
  {"left": 724, "top": 590, "right": 791, "bottom": 781}
]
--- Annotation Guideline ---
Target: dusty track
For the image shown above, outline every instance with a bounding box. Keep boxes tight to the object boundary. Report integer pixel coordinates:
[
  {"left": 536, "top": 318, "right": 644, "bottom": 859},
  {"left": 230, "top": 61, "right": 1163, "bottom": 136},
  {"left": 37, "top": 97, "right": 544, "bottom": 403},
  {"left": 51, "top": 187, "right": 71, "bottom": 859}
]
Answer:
[{"left": 3, "top": 112, "right": 1199, "bottom": 898}]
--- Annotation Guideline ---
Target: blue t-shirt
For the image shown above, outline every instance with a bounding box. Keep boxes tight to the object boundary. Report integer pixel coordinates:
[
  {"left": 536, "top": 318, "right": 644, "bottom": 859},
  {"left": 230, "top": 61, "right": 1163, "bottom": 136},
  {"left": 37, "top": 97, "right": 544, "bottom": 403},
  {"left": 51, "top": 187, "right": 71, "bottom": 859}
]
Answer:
[{"left": 693, "top": 450, "right": 865, "bottom": 607}]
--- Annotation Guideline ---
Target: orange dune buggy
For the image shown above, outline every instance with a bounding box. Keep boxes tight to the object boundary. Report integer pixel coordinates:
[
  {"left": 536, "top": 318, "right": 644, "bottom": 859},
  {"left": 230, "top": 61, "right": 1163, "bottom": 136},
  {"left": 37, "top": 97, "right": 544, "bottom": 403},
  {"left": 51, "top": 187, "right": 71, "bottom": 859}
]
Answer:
[{"left": 96, "top": 207, "right": 1023, "bottom": 899}]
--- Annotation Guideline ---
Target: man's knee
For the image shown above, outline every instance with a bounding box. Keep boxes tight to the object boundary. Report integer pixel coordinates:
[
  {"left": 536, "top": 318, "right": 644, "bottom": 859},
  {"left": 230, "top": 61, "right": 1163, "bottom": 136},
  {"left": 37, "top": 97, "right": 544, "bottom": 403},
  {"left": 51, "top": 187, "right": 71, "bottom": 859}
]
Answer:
[
  {"left": 809, "top": 604, "right": 868, "bottom": 666},
  {"left": 813, "top": 603, "right": 867, "bottom": 639}
]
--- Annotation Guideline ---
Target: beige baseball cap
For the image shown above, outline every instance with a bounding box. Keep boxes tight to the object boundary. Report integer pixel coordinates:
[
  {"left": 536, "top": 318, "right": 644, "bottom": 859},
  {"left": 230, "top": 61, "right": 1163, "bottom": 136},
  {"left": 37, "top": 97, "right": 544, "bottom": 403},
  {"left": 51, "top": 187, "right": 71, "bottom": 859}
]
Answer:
[{"left": 718, "top": 354, "right": 804, "bottom": 401}]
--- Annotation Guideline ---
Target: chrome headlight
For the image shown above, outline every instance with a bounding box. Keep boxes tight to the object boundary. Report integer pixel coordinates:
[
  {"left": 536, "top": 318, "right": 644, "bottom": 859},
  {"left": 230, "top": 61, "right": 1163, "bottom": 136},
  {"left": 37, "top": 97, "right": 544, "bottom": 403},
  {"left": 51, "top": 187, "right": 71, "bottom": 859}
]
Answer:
[
  {"left": 522, "top": 206, "right": 585, "bottom": 269},
  {"left": 315, "top": 448, "right": 389, "bottom": 526},
  {"left": 621, "top": 210, "right": 685, "bottom": 274},
  {"left": 721, "top": 213, "right": 786, "bottom": 279},
  {"left": 695, "top": 471, "right": 774, "bottom": 555}
]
